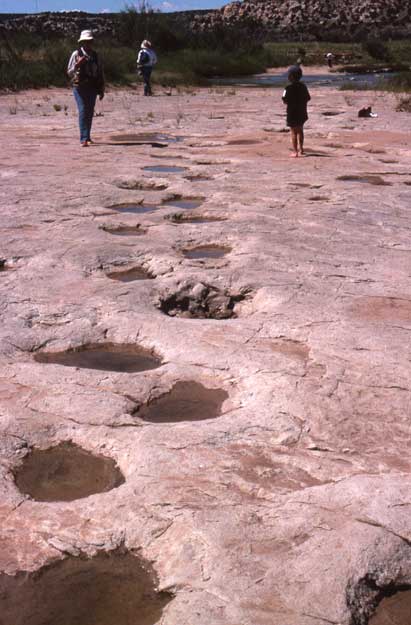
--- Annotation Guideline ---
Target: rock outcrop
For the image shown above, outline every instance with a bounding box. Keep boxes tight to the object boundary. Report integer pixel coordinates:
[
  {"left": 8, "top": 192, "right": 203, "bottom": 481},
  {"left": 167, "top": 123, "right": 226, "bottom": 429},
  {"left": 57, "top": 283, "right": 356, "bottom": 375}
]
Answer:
[
  {"left": 0, "top": 11, "right": 117, "bottom": 37},
  {"left": 2, "top": 0, "right": 411, "bottom": 42},
  {"left": 0, "top": 10, "right": 204, "bottom": 39},
  {"left": 191, "top": 0, "right": 411, "bottom": 41}
]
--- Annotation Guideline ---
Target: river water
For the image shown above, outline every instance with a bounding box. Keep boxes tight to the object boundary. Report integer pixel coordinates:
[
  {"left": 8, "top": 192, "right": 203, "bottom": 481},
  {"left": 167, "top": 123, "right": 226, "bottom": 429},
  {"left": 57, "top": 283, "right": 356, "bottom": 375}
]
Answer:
[{"left": 211, "top": 71, "right": 393, "bottom": 89}]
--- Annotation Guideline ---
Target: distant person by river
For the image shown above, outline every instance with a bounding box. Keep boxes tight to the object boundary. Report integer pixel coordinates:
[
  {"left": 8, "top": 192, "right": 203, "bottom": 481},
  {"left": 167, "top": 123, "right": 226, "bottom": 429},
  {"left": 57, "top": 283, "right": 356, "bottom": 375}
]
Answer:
[
  {"left": 67, "top": 30, "right": 105, "bottom": 147},
  {"left": 282, "top": 65, "right": 311, "bottom": 158},
  {"left": 137, "top": 40, "right": 157, "bottom": 96}
]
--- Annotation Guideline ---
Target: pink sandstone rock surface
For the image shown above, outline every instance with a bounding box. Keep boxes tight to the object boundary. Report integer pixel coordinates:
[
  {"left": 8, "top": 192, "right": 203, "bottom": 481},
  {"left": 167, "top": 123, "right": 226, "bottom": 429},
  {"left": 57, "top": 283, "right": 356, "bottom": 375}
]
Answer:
[{"left": 1, "top": 73, "right": 411, "bottom": 624}]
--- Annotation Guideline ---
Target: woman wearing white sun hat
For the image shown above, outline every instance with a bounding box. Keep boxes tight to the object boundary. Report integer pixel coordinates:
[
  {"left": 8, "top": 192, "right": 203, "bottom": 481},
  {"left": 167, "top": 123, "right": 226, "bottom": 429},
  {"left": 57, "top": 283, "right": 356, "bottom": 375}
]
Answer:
[
  {"left": 67, "top": 30, "right": 105, "bottom": 146},
  {"left": 137, "top": 40, "right": 157, "bottom": 96}
]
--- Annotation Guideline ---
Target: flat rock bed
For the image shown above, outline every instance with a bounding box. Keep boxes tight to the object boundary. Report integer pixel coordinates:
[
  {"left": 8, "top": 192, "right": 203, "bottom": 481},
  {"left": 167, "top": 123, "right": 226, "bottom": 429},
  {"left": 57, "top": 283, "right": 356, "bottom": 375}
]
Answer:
[{"left": 1, "top": 82, "right": 411, "bottom": 625}]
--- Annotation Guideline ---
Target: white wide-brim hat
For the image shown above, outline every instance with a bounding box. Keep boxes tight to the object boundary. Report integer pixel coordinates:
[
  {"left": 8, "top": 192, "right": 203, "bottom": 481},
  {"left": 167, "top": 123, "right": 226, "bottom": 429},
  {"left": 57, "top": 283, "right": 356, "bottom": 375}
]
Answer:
[{"left": 78, "top": 30, "right": 94, "bottom": 42}]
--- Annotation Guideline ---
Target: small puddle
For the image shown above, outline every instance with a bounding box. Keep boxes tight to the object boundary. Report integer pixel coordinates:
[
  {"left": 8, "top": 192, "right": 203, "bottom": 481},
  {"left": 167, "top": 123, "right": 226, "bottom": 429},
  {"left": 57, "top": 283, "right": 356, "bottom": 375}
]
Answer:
[
  {"left": 369, "top": 589, "right": 411, "bottom": 625},
  {"left": 185, "top": 174, "right": 212, "bottom": 181},
  {"left": 0, "top": 259, "right": 14, "bottom": 274},
  {"left": 109, "top": 132, "right": 182, "bottom": 144},
  {"left": 14, "top": 441, "right": 124, "bottom": 502},
  {"left": 163, "top": 198, "right": 204, "bottom": 210},
  {"left": 136, "top": 381, "right": 228, "bottom": 423},
  {"left": 107, "top": 267, "right": 154, "bottom": 282},
  {"left": 168, "top": 213, "right": 226, "bottom": 224},
  {"left": 110, "top": 203, "right": 159, "bottom": 214},
  {"left": 183, "top": 216, "right": 226, "bottom": 224},
  {"left": 102, "top": 226, "right": 146, "bottom": 236},
  {"left": 34, "top": 343, "right": 162, "bottom": 372},
  {"left": 352, "top": 296, "right": 411, "bottom": 322},
  {"left": 151, "top": 153, "right": 184, "bottom": 160},
  {"left": 227, "top": 139, "right": 261, "bottom": 145},
  {"left": 337, "top": 174, "right": 391, "bottom": 186},
  {"left": 304, "top": 150, "right": 331, "bottom": 158},
  {"left": 143, "top": 165, "right": 187, "bottom": 174},
  {"left": 0, "top": 551, "right": 172, "bottom": 625},
  {"left": 183, "top": 245, "right": 231, "bottom": 260}
]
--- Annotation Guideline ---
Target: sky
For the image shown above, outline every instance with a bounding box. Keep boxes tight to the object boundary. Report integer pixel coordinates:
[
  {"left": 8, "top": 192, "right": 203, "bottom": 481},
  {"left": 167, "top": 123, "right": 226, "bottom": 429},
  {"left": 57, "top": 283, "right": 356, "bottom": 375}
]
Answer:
[{"left": 0, "top": 0, "right": 226, "bottom": 12}]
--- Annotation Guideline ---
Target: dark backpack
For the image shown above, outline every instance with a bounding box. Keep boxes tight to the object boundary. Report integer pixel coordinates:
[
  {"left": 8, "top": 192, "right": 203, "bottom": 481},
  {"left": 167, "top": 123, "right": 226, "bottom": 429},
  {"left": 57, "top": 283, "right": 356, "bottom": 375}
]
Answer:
[
  {"left": 73, "top": 48, "right": 102, "bottom": 89},
  {"left": 138, "top": 49, "right": 150, "bottom": 66}
]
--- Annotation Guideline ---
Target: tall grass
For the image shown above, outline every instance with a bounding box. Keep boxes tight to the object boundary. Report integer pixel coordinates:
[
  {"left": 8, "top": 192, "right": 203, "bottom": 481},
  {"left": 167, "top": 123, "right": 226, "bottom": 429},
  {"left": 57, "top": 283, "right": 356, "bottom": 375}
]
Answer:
[
  {"left": 0, "top": 33, "right": 138, "bottom": 90},
  {"left": 117, "top": 5, "right": 184, "bottom": 50},
  {"left": 161, "top": 47, "right": 274, "bottom": 81},
  {"left": 0, "top": 39, "right": 70, "bottom": 90},
  {"left": 381, "top": 71, "right": 411, "bottom": 92},
  {"left": 0, "top": 32, "right": 275, "bottom": 90}
]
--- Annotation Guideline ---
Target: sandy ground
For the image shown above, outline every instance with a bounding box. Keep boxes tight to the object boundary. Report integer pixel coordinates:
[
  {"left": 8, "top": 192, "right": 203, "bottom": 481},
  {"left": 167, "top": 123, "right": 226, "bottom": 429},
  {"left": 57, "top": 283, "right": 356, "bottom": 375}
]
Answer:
[{"left": 1, "top": 80, "right": 411, "bottom": 625}]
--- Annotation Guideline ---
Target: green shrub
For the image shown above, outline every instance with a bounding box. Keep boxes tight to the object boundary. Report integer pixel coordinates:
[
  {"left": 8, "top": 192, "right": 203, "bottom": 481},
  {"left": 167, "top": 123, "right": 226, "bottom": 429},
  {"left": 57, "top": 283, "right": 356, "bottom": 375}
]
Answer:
[
  {"left": 117, "top": 5, "right": 184, "bottom": 51},
  {"left": 100, "top": 45, "right": 136, "bottom": 83},
  {"left": 388, "top": 40, "right": 411, "bottom": 65},
  {"left": 154, "top": 45, "right": 273, "bottom": 85},
  {"left": 175, "top": 48, "right": 261, "bottom": 78},
  {"left": 363, "top": 40, "right": 390, "bottom": 61},
  {"left": 382, "top": 71, "right": 411, "bottom": 92}
]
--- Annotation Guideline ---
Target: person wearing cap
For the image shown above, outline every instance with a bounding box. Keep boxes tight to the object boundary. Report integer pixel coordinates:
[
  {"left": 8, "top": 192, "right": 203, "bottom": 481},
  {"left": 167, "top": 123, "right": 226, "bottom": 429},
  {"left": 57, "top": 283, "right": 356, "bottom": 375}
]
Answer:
[
  {"left": 67, "top": 30, "right": 105, "bottom": 146},
  {"left": 137, "top": 40, "right": 157, "bottom": 96}
]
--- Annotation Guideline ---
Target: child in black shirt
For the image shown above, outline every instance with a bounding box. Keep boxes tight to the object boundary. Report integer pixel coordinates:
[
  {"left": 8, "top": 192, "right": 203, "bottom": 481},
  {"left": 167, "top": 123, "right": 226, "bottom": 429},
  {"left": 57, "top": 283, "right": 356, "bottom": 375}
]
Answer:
[{"left": 282, "top": 66, "right": 311, "bottom": 157}]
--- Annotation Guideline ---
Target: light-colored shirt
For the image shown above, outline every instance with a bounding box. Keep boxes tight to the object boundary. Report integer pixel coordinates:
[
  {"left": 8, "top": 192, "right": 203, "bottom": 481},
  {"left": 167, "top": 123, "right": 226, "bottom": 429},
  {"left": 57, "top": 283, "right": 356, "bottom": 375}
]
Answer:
[
  {"left": 137, "top": 47, "right": 157, "bottom": 67},
  {"left": 67, "top": 50, "right": 79, "bottom": 77}
]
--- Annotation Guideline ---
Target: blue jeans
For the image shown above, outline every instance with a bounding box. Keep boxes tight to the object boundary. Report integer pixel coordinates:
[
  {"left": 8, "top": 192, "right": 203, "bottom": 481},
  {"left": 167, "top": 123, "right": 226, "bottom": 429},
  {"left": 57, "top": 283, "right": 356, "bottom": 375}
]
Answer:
[
  {"left": 73, "top": 86, "right": 97, "bottom": 143},
  {"left": 141, "top": 66, "right": 153, "bottom": 96}
]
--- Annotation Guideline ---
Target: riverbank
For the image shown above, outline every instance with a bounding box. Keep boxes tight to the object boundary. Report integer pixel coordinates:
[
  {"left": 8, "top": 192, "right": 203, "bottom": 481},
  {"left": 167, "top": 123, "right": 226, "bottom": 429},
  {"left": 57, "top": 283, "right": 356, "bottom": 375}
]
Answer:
[{"left": 2, "top": 33, "right": 411, "bottom": 91}]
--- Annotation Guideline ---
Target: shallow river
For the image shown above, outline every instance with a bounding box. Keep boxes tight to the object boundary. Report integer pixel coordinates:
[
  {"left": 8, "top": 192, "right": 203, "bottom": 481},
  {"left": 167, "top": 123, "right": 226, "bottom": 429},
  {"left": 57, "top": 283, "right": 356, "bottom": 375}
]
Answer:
[{"left": 211, "top": 70, "right": 393, "bottom": 88}]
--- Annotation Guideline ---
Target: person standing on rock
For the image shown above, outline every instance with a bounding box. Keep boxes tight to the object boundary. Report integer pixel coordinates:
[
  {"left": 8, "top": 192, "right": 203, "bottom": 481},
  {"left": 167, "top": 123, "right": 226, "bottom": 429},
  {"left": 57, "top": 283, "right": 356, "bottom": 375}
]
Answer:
[
  {"left": 67, "top": 30, "right": 105, "bottom": 147},
  {"left": 137, "top": 40, "right": 157, "bottom": 96},
  {"left": 282, "top": 65, "right": 311, "bottom": 158}
]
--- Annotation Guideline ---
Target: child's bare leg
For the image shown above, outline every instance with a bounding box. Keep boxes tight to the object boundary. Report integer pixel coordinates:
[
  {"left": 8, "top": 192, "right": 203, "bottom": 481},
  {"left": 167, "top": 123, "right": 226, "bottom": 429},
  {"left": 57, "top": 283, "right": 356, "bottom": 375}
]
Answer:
[
  {"left": 297, "top": 127, "right": 304, "bottom": 154},
  {"left": 290, "top": 127, "right": 298, "bottom": 157}
]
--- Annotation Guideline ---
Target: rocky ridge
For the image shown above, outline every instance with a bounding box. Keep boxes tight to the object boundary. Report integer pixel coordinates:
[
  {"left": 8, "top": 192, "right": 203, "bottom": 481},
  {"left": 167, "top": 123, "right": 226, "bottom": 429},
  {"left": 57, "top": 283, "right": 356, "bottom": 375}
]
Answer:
[
  {"left": 0, "top": 11, "right": 117, "bottom": 36},
  {"left": 0, "top": 10, "right": 201, "bottom": 38},
  {"left": 192, "top": 0, "right": 411, "bottom": 41},
  {"left": 2, "top": 0, "right": 411, "bottom": 41}
]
